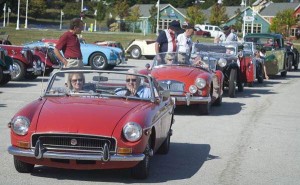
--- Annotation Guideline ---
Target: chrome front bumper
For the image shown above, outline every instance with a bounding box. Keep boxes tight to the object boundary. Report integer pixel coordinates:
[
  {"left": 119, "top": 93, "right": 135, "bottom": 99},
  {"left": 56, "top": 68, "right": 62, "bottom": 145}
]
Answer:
[
  {"left": 8, "top": 146, "right": 145, "bottom": 162},
  {"left": 171, "top": 93, "right": 211, "bottom": 106}
]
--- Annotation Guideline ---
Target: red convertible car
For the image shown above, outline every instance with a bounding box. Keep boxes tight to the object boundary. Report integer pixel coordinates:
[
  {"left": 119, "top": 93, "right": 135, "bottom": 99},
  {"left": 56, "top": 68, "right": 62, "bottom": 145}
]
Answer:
[
  {"left": 139, "top": 51, "right": 225, "bottom": 115},
  {"left": 7, "top": 69, "right": 174, "bottom": 179}
]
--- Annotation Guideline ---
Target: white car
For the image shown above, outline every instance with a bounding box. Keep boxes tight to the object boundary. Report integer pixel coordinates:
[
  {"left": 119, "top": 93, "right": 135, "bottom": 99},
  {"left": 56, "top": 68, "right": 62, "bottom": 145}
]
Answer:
[
  {"left": 195, "top": 24, "right": 223, "bottom": 38},
  {"left": 125, "top": 39, "right": 156, "bottom": 59}
]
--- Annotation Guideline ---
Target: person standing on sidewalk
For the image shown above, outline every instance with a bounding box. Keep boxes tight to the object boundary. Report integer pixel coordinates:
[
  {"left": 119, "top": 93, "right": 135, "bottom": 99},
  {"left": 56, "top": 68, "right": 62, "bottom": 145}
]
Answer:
[{"left": 54, "top": 18, "right": 84, "bottom": 68}]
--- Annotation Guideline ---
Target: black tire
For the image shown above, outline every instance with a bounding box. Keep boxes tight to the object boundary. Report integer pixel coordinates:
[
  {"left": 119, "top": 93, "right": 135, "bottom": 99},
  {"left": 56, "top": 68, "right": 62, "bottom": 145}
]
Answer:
[
  {"left": 24, "top": 73, "right": 38, "bottom": 80},
  {"left": 14, "top": 156, "right": 34, "bottom": 173},
  {"left": 12, "top": 60, "right": 26, "bottom": 81},
  {"left": 199, "top": 102, "right": 211, "bottom": 115},
  {"left": 106, "top": 64, "right": 115, "bottom": 70},
  {"left": 287, "top": 55, "right": 293, "bottom": 71},
  {"left": 44, "top": 68, "right": 54, "bottom": 76},
  {"left": 144, "top": 56, "right": 154, "bottom": 60},
  {"left": 89, "top": 52, "right": 108, "bottom": 70},
  {"left": 213, "top": 94, "right": 222, "bottom": 106},
  {"left": 256, "top": 63, "right": 264, "bottom": 83},
  {"left": 237, "top": 82, "right": 244, "bottom": 92},
  {"left": 130, "top": 45, "right": 142, "bottom": 59},
  {"left": 228, "top": 69, "right": 237, "bottom": 98},
  {"left": 280, "top": 70, "right": 287, "bottom": 77},
  {"left": 131, "top": 139, "right": 151, "bottom": 179},
  {"left": 157, "top": 130, "right": 171, "bottom": 154},
  {"left": 295, "top": 63, "right": 299, "bottom": 70}
]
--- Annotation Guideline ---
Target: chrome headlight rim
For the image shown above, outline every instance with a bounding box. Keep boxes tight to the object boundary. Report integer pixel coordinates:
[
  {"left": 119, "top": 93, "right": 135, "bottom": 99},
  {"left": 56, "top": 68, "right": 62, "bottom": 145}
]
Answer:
[
  {"left": 195, "top": 78, "right": 206, "bottom": 89},
  {"left": 123, "top": 122, "right": 143, "bottom": 142},
  {"left": 11, "top": 116, "right": 30, "bottom": 136},
  {"left": 189, "top": 85, "right": 197, "bottom": 94},
  {"left": 218, "top": 58, "right": 227, "bottom": 67}
]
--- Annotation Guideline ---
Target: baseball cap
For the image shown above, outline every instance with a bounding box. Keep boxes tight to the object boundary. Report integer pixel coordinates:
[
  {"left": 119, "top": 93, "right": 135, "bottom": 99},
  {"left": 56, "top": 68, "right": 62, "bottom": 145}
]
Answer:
[
  {"left": 169, "top": 20, "right": 181, "bottom": 31},
  {"left": 223, "top": 25, "right": 230, "bottom": 31}
]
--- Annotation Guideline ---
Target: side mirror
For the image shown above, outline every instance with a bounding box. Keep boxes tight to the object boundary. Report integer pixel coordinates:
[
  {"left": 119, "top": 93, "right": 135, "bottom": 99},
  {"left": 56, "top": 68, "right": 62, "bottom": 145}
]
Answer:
[{"left": 145, "top": 63, "right": 151, "bottom": 70}]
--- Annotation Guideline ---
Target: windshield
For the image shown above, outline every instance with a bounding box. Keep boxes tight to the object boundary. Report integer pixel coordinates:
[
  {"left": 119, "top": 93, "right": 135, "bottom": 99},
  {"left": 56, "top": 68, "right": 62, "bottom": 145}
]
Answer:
[
  {"left": 153, "top": 51, "right": 224, "bottom": 71},
  {"left": 45, "top": 69, "right": 157, "bottom": 101}
]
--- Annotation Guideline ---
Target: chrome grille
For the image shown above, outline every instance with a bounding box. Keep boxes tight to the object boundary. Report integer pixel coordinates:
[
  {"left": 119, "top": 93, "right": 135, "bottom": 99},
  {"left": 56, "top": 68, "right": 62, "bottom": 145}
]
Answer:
[
  {"left": 159, "top": 80, "right": 184, "bottom": 92},
  {"left": 31, "top": 134, "right": 116, "bottom": 153}
]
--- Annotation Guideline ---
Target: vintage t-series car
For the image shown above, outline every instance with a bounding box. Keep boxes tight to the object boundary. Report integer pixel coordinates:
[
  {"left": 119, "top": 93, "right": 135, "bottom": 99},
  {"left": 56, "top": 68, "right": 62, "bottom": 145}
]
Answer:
[
  {"left": 139, "top": 51, "right": 225, "bottom": 115},
  {"left": 0, "top": 47, "right": 15, "bottom": 86},
  {"left": 23, "top": 38, "right": 125, "bottom": 70},
  {"left": 285, "top": 41, "right": 299, "bottom": 71},
  {"left": 7, "top": 69, "right": 174, "bottom": 179},
  {"left": 244, "top": 33, "right": 288, "bottom": 77},
  {"left": 0, "top": 44, "right": 44, "bottom": 81},
  {"left": 125, "top": 39, "right": 156, "bottom": 59},
  {"left": 193, "top": 42, "right": 250, "bottom": 97}
]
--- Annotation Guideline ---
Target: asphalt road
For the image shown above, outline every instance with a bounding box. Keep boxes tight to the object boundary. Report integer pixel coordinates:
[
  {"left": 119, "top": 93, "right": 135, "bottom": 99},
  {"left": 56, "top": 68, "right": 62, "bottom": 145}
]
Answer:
[{"left": 1, "top": 59, "right": 300, "bottom": 185}]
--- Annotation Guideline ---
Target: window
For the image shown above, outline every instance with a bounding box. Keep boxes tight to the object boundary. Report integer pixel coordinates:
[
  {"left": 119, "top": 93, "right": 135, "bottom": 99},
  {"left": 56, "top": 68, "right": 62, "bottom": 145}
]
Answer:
[{"left": 245, "top": 23, "right": 262, "bottom": 33}]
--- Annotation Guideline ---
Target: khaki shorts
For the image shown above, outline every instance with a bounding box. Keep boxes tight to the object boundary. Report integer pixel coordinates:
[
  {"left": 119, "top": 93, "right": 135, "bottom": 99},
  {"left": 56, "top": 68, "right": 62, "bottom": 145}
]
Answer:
[{"left": 65, "top": 59, "right": 84, "bottom": 68}]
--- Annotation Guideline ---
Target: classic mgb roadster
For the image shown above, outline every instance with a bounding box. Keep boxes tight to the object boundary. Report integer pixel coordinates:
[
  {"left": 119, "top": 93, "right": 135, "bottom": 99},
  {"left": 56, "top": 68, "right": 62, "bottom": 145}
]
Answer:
[
  {"left": 139, "top": 51, "right": 224, "bottom": 115},
  {"left": 7, "top": 69, "right": 174, "bottom": 179}
]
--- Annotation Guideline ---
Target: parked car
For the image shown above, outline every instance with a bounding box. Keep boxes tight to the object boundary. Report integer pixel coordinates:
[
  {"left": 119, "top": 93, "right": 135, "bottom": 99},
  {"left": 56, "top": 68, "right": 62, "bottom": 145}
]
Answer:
[
  {"left": 192, "top": 42, "right": 248, "bottom": 97},
  {"left": 93, "top": 40, "right": 127, "bottom": 62},
  {"left": 139, "top": 51, "right": 224, "bottom": 115},
  {"left": 7, "top": 69, "right": 174, "bottom": 179},
  {"left": 125, "top": 39, "right": 156, "bottom": 59},
  {"left": 0, "top": 47, "right": 15, "bottom": 86},
  {"left": 194, "top": 24, "right": 223, "bottom": 38},
  {"left": 23, "top": 38, "right": 125, "bottom": 70},
  {"left": 285, "top": 41, "right": 299, "bottom": 70},
  {"left": 194, "top": 27, "right": 211, "bottom": 37},
  {"left": 0, "top": 44, "right": 44, "bottom": 81},
  {"left": 244, "top": 33, "right": 288, "bottom": 77}
]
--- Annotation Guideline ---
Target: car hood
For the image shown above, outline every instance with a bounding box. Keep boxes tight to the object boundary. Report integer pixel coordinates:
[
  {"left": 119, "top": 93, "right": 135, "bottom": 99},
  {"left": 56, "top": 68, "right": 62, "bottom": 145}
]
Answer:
[
  {"left": 82, "top": 43, "right": 121, "bottom": 53},
  {"left": 151, "top": 66, "right": 205, "bottom": 80},
  {"left": 36, "top": 98, "right": 142, "bottom": 135}
]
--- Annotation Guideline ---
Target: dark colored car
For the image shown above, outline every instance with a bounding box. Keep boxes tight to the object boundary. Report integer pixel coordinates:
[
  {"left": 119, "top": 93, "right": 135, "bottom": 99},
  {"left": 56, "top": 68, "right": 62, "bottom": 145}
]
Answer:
[
  {"left": 285, "top": 41, "right": 299, "bottom": 70},
  {"left": 0, "top": 47, "right": 15, "bottom": 86},
  {"left": 194, "top": 27, "right": 211, "bottom": 37}
]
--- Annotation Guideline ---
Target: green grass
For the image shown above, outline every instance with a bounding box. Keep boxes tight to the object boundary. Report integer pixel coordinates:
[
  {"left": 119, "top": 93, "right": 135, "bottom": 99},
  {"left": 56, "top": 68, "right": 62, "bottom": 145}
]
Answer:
[{"left": 0, "top": 27, "right": 213, "bottom": 48}]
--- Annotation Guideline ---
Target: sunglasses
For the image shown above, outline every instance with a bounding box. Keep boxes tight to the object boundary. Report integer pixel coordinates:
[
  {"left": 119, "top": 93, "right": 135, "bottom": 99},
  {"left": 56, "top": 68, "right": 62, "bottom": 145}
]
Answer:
[
  {"left": 126, "top": 78, "right": 137, "bottom": 82},
  {"left": 71, "top": 78, "right": 83, "bottom": 83}
]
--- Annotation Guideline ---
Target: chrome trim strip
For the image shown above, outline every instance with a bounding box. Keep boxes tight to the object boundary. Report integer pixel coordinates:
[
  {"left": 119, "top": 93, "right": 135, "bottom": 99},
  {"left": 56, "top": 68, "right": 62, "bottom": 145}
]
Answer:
[
  {"left": 8, "top": 146, "right": 144, "bottom": 162},
  {"left": 173, "top": 96, "right": 211, "bottom": 104}
]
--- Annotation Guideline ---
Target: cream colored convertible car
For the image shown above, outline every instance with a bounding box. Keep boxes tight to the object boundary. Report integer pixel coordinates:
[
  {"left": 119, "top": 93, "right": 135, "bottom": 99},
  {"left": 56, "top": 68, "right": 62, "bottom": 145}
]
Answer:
[{"left": 125, "top": 39, "right": 156, "bottom": 59}]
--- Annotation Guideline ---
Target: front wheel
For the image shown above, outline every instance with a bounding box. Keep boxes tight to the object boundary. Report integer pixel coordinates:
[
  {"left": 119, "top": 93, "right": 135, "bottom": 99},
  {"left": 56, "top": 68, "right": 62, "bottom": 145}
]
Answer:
[
  {"left": 130, "top": 45, "right": 142, "bottom": 59},
  {"left": 89, "top": 52, "right": 108, "bottom": 70},
  {"left": 131, "top": 139, "right": 151, "bottom": 179},
  {"left": 228, "top": 69, "right": 237, "bottom": 98},
  {"left": 14, "top": 156, "right": 34, "bottom": 173},
  {"left": 11, "top": 60, "right": 26, "bottom": 81},
  {"left": 199, "top": 102, "right": 211, "bottom": 115},
  {"left": 287, "top": 55, "right": 293, "bottom": 71}
]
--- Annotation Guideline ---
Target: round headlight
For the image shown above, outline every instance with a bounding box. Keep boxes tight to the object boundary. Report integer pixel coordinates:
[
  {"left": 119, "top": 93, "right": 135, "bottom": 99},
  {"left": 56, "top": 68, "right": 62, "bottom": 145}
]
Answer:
[
  {"left": 195, "top": 78, "right": 206, "bottom": 89},
  {"left": 189, "top": 85, "right": 197, "bottom": 94},
  {"left": 123, "top": 122, "right": 142, "bottom": 142},
  {"left": 11, "top": 116, "right": 30, "bottom": 136},
  {"left": 218, "top": 58, "right": 227, "bottom": 67}
]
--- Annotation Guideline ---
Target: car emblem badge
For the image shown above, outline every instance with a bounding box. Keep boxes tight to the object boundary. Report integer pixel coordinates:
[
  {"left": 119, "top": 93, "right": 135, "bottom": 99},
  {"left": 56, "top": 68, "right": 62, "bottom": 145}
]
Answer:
[{"left": 70, "top": 139, "right": 77, "bottom": 146}]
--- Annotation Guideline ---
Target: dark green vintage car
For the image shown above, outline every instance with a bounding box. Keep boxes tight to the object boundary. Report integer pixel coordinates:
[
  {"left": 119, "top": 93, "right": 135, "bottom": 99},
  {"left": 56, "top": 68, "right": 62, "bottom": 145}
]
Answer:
[{"left": 244, "top": 33, "right": 288, "bottom": 77}]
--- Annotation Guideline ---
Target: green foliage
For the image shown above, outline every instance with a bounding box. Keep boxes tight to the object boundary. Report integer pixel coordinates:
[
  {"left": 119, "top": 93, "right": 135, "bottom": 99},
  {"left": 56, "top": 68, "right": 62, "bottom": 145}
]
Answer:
[
  {"left": 127, "top": 6, "right": 142, "bottom": 32},
  {"left": 96, "top": 2, "right": 106, "bottom": 22},
  {"left": 113, "top": 0, "right": 130, "bottom": 20},
  {"left": 186, "top": 6, "right": 206, "bottom": 25},
  {"left": 270, "top": 9, "right": 297, "bottom": 36},
  {"left": 28, "top": 0, "right": 47, "bottom": 19},
  {"left": 63, "top": 3, "right": 81, "bottom": 19},
  {"left": 149, "top": 5, "right": 157, "bottom": 33},
  {"left": 233, "top": 8, "right": 243, "bottom": 32},
  {"left": 209, "top": 3, "right": 228, "bottom": 26}
]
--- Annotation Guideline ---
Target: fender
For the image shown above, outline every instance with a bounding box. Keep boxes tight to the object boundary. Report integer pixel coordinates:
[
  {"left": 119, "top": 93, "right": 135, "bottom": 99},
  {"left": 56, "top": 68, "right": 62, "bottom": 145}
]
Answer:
[{"left": 33, "top": 49, "right": 53, "bottom": 67}]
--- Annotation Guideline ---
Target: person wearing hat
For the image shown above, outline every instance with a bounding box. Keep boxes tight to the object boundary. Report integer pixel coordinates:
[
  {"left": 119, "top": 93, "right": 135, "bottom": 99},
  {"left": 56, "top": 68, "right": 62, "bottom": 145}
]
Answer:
[
  {"left": 155, "top": 20, "right": 181, "bottom": 55},
  {"left": 177, "top": 23, "right": 196, "bottom": 54}
]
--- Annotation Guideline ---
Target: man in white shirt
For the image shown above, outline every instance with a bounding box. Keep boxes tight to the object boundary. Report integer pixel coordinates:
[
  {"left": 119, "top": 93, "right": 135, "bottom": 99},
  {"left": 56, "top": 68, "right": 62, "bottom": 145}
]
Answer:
[
  {"left": 177, "top": 23, "right": 196, "bottom": 54},
  {"left": 214, "top": 25, "right": 238, "bottom": 43}
]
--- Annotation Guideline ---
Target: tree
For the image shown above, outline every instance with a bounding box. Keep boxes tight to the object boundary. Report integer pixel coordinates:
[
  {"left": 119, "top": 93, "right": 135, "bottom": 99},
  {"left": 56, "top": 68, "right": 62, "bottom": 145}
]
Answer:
[
  {"left": 28, "top": 0, "right": 47, "bottom": 19},
  {"left": 127, "top": 5, "right": 142, "bottom": 32},
  {"left": 270, "top": 9, "right": 297, "bottom": 36},
  {"left": 96, "top": 1, "right": 106, "bottom": 22},
  {"left": 186, "top": 5, "right": 206, "bottom": 25},
  {"left": 149, "top": 5, "right": 157, "bottom": 33},
  {"left": 233, "top": 8, "right": 243, "bottom": 33},
  {"left": 113, "top": 0, "right": 130, "bottom": 31},
  {"left": 209, "top": 3, "right": 228, "bottom": 26}
]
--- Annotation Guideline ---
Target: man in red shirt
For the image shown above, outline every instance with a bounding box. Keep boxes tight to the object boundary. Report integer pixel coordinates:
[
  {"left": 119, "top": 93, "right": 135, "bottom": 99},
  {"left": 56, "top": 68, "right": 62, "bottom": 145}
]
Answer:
[{"left": 54, "top": 18, "right": 84, "bottom": 68}]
